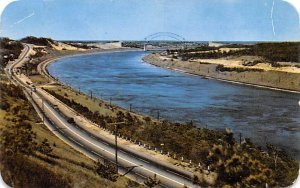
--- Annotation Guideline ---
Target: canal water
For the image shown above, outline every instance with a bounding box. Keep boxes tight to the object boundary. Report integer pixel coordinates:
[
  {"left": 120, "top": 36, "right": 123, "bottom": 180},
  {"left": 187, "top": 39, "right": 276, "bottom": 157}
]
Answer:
[{"left": 48, "top": 51, "right": 300, "bottom": 159}]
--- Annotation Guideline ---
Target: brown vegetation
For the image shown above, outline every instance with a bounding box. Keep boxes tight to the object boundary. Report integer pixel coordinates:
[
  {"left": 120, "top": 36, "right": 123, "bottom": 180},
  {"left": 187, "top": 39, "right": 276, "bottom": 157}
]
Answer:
[
  {"left": 43, "top": 87, "right": 299, "bottom": 187},
  {"left": 0, "top": 82, "right": 140, "bottom": 188}
]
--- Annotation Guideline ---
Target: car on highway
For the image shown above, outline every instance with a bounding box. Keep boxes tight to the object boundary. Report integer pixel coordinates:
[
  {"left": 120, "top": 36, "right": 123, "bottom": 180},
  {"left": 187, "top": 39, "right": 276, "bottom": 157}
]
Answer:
[{"left": 67, "top": 117, "right": 75, "bottom": 124}]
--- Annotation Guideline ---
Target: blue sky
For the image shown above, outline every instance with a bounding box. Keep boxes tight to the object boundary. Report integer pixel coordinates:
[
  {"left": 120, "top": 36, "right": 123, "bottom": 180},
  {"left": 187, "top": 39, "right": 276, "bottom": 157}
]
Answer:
[{"left": 0, "top": 0, "right": 299, "bottom": 41}]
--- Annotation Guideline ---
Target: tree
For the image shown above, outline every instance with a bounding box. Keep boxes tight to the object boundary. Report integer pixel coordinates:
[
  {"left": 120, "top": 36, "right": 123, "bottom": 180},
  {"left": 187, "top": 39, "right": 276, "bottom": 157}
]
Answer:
[
  {"left": 144, "top": 174, "right": 160, "bottom": 188},
  {"left": 116, "top": 111, "right": 125, "bottom": 122},
  {"left": 38, "top": 139, "right": 53, "bottom": 156},
  {"left": 266, "top": 143, "right": 279, "bottom": 171},
  {"left": 224, "top": 128, "right": 235, "bottom": 147},
  {"left": 94, "top": 159, "right": 118, "bottom": 182},
  {"left": 0, "top": 122, "right": 37, "bottom": 155},
  {"left": 206, "top": 144, "right": 273, "bottom": 187}
]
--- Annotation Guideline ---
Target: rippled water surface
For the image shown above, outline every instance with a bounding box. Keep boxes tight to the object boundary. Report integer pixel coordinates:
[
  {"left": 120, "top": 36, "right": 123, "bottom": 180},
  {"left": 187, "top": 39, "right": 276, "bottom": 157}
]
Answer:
[{"left": 48, "top": 51, "right": 300, "bottom": 159}]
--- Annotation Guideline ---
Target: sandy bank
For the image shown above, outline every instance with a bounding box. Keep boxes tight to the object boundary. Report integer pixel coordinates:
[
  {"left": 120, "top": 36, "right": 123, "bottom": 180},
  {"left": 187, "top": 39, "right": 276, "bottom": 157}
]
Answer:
[{"left": 143, "top": 54, "right": 300, "bottom": 93}]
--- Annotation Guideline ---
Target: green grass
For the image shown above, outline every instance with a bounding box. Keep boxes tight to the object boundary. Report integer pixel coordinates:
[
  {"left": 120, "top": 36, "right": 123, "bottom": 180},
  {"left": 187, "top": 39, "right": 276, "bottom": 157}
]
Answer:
[
  {"left": 44, "top": 85, "right": 115, "bottom": 116},
  {"left": 42, "top": 84, "right": 150, "bottom": 122},
  {"left": 29, "top": 75, "right": 50, "bottom": 85}
]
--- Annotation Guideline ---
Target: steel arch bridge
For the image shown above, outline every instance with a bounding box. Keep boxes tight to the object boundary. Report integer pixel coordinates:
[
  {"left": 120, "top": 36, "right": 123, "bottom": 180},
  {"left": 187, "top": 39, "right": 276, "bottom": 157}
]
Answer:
[
  {"left": 144, "top": 32, "right": 185, "bottom": 41},
  {"left": 143, "top": 32, "right": 186, "bottom": 51}
]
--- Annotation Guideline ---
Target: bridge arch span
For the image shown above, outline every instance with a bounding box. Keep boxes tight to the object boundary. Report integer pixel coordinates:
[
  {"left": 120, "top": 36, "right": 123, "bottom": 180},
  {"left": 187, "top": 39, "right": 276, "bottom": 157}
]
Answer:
[
  {"left": 144, "top": 32, "right": 185, "bottom": 41},
  {"left": 143, "top": 32, "right": 185, "bottom": 51}
]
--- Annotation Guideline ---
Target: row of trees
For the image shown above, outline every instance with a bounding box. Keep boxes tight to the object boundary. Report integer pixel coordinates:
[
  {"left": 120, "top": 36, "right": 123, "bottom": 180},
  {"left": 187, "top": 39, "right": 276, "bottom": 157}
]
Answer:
[
  {"left": 0, "top": 38, "right": 23, "bottom": 68},
  {"left": 171, "top": 42, "right": 299, "bottom": 63},
  {"left": 20, "top": 36, "right": 57, "bottom": 47},
  {"left": 250, "top": 42, "right": 299, "bottom": 62},
  {"left": 215, "top": 64, "right": 264, "bottom": 73}
]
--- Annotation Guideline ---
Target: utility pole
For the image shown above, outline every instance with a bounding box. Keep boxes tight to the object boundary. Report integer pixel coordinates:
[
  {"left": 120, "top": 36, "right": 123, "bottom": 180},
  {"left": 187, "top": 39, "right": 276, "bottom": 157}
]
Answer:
[
  {"left": 115, "top": 124, "right": 118, "bottom": 173},
  {"left": 42, "top": 98, "right": 45, "bottom": 123},
  {"left": 107, "top": 121, "right": 125, "bottom": 173}
]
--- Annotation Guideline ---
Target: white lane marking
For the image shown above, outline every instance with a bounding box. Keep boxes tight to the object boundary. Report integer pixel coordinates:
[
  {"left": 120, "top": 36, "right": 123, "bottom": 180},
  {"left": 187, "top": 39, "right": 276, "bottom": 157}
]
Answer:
[
  {"left": 137, "top": 157, "right": 150, "bottom": 164},
  {"left": 167, "top": 170, "right": 189, "bottom": 179},
  {"left": 91, "top": 150, "right": 101, "bottom": 157},
  {"left": 90, "top": 135, "right": 96, "bottom": 139},
  {"left": 32, "top": 92, "right": 186, "bottom": 186},
  {"left": 101, "top": 141, "right": 109, "bottom": 146},
  {"left": 68, "top": 136, "right": 83, "bottom": 147}
]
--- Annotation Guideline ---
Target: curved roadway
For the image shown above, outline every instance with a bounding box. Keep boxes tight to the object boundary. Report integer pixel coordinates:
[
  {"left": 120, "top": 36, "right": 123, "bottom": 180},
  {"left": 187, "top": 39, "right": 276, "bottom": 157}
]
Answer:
[{"left": 6, "top": 44, "right": 199, "bottom": 188}]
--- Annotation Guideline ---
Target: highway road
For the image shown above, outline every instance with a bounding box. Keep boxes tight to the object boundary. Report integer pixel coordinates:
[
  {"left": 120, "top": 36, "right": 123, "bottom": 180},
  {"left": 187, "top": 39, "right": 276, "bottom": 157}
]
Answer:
[
  {"left": 5, "top": 44, "right": 30, "bottom": 84},
  {"left": 6, "top": 44, "right": 199, "bottom": 188}
]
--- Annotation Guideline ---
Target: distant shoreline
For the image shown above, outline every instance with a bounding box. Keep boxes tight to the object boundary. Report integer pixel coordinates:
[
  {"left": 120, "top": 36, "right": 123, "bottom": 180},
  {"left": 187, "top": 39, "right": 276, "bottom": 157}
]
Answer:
[
  {"left": 142, "top": 54, "right": 300, "bottom": 94},
  {"left": 46, "top": 47, "right": 142, "bottom": 67}
]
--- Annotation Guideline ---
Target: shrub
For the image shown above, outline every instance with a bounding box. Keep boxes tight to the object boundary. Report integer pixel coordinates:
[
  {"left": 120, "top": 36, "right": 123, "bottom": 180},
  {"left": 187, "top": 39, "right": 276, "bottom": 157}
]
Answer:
[{"left": 0, "top": 101, "right": 10, "bottom": 111}]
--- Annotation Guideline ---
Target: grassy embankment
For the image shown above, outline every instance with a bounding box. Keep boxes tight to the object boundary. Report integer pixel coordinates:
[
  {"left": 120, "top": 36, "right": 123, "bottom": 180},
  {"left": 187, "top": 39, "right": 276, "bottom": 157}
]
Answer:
[
  {"left": 0, "top": 38, "right": 139, "bottom": 188},
  {"left": 42, "top": 83, "right": 299, "bottom": 187},
  {"left": 14, "top": 37, "right": 300, "bottom": 187}
]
